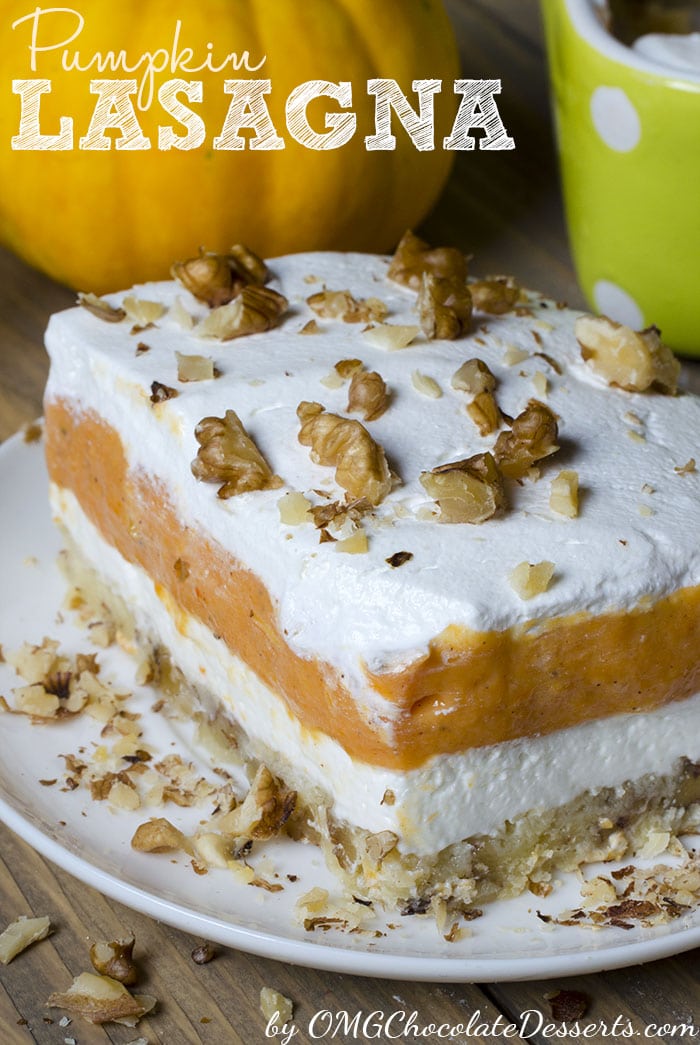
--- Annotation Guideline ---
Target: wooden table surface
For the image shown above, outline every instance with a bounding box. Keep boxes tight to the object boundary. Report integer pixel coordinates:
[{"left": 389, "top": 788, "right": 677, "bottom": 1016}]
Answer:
[{"left": 1, "top": 1, "right": 699, "bottom": 1042}]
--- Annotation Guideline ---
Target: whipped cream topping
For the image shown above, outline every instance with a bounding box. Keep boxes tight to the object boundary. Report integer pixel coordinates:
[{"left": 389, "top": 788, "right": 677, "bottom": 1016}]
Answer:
[
  {"left": 633, "top": 32, "right": 700, "bottom": 74},
  {"left": 44, "top": 252, "right": 700, "bottom": 696},
  {"left": 53, "top": 484, "right": 700, "bottom": 853}
]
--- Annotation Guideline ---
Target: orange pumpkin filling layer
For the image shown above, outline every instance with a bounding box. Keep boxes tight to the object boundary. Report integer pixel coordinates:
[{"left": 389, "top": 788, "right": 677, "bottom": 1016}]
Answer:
[{"left": 45, "top": 400, "right": 700, "bottom": 771}]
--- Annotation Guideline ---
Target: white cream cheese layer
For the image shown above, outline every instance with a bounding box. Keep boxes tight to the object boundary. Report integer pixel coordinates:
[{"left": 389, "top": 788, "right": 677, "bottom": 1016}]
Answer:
[
  {"left": 44, "top": 252, "right": 700, "bottom": 691},
  {"left": 52, "top": 484, "right": 700, "bottom": 855}
]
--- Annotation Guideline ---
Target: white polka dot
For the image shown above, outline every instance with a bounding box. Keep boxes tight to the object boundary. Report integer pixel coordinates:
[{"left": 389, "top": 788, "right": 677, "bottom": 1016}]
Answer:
[
  {"left": 593, "top": 280, "right": 645, "bottom": 328},
  {"left": 590, "top": 87, "right": 641, "bottom": 152}
]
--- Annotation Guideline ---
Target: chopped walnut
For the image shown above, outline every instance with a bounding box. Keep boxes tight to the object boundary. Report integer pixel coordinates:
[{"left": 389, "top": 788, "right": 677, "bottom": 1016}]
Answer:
[
  {"left": 176, "top": 352, "right": 214, "bottom": 383},
  {"left": 576, "top": 314, "right": 680, "bottom": 394},
  {"left": 171, "top": 296, "right": 195, "bottom": 330},
  {"left": 196, "top": 285, "right": 288, "bottom": 341},
  {"left": 47, "top": 973, "right": 155, "bottom": 1026},
  {"left": 310, "top": 497, "right": 371, "bottom": 535},
  {"left": 78, "top": 292, "right": 126, "bottom": 323},
  {"left": 411, "top": 370, "right": 442, "bottom": 400},
  {"left": 336, "top": 530, "right": 369, "bottom": 554},
  {"left": 320, "top": 370, "right": 344, "bottom": 389},
  {"left": 387, "top": 230, "right": 468, "bottom": 291},
  {"left": 172, "top": 245, "right": 268, "bottom": 307},
  {"left": 4, "top": 639, "right": 105, "bottom": 721},
  {"left": 299, "top": 319, "right": 320, "bottom": 335},
  {"left": 533, "top": 351, "right": 562, "bottom": 375},
  {"left": 13, "top": 685, "right": 60, "bottom": 717},
  {"left": 260, "top": 987, "right": 294, "bottom": 1029},
  {"left": 494, "top": 399, "right": 559, "bottom": 479},
  {"left": 306, "top": 289, "right": 387, "bottom": 324},
  {"left": 550, "top": 470, "right": 579, "bottom": 518},
  {"left": 335, "top": 358, "right": 364, "bottom": 379},
  {"left": 225, "top": 243, "right": 270, "bottom": 285},
  {"left": 420, "top": 452, "right": 505, "bottom": 524},
  {"left": 509, "top": 561, "right": 555, "bottom": 600},
  {"left": 451, "top": 358, "right": 496, "bottom": 396},
  {"left": 581, "top": 876, "right": 617, "bottom": 906},
  {"left": 675, "top": 458, "right": 697, "bottom": 476},
  {"left": 347, "top": 370, "right": 389, "bottom": 420},
  {"left": 362, "top": 323, "right": 420, "bottom": 351},
  {"left": 192, "top": 833, "right": 232, "bottom": 869},
  {"left": 215, "top": 765, "right": 295, "bottom": 841},
  {"left": 365, "top": 831, "right": 398, "bottom": 864},
  {"left": 89, "top": 938, "right": 138, "bottom": 986},
  {"left": 548, "top": 846, "right": 700, "bottom": 931},
  {"left": 418, "top": 273, "right": 472, "bottom": 341},
  {"left": 470, "top": 276, "right": 520, "bottom": 315},
  {"left": 386, "top": 551, "right": 412, "bottom": 568},
  {"left": 122, "top": 296, "right": 166, "bottom": 326},
  {"left": 503, "top": 344, "right": 530, "bottom": 366},
  {"left": 467, "top": 391, "right": 502, "bottom": 436},
  {"left": 22, "top": 420, "right": 43, "bottom": 444},
  {"left": 278, "top": 492, "right": 312, "bottom": 525},
  {"left": 546, "top": 990, "right": 589, "bottom": 1023},
  {"left": 532, "top": 371, "right": 548, "bottom": 397},
  {"left": 150, "top": 381, "right": 178, "bottom": 404},
  {"left": 192, "top": 411, "right": 282, "bottom": 499},
  {"left": 108, "top": 779, "right": 141, "bottom": 810},
  {"left": 191, "top": 943, "right": 216, "bottom": 965},
  {"left": 297, "top": 402, "right": 392, "bottom": 506},
  {"left": 130, "top": 817, "right": 188, "bottom": 853},
  {"left": 0, "top": 915, "right": 51, "bottom": 965}
]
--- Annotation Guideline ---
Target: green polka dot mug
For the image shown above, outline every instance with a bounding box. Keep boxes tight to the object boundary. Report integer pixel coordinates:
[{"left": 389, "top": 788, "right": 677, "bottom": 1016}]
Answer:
[{"left": 541, "top": 0, "right": 700, "bottom": 355}]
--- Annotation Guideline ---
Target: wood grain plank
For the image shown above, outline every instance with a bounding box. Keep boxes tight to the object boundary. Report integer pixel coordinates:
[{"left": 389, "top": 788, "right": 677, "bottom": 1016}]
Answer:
[
  {"left": 0, "top": 839, "right": 111, "bottom": 1044},
  {"left": 0, "top": 246, "right": 64, "bottom": 440},
  {"left": 483, "top": 951, "right": 700, "bottom": 1044},
  {"left": 0, "top": 979, "right": 35, "bottom": 1045},
  {"left": 155, "top": 917, "right": 530, "bottom": 1045}
]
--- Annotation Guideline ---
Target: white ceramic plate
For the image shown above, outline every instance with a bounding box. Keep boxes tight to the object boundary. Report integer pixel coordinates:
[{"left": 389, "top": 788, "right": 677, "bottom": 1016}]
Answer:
[{"left": 1, "top": 429, "right": 700, "bottom": 982}]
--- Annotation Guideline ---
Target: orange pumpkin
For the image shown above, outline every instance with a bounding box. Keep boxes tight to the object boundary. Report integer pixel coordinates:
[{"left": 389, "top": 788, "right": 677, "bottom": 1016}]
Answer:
[{"left": 0, "top": 1, "right": 459, "bottom": 291}]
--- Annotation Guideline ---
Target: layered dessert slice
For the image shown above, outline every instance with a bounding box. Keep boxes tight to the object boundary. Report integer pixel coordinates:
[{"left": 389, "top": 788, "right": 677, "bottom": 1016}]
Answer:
[{"left": 43, "top": 239, "right": 700, "bottom": 912}]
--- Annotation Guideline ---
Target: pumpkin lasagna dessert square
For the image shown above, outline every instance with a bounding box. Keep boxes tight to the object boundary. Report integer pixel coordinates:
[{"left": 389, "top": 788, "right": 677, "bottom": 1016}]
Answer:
[{"left": 43, "top": 236, "right": 700, "bottom": 914}]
